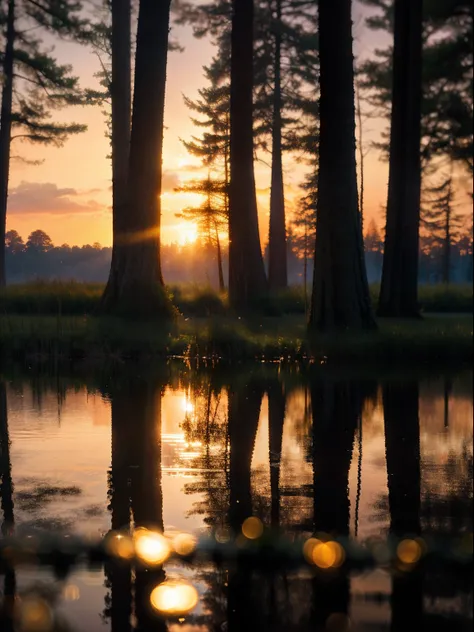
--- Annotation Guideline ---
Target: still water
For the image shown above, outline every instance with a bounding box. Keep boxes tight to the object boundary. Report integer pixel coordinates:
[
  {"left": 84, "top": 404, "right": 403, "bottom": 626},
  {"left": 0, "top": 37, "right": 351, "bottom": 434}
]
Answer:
[{"left": 1, "top": 364, "right": 472, "bottom": 631}]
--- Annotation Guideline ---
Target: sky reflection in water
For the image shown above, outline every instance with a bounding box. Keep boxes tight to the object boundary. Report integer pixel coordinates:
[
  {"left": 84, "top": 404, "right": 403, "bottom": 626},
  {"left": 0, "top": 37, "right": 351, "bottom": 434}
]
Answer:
[{"left": 2, "top": 366, "right": 472, "bottom": 631}]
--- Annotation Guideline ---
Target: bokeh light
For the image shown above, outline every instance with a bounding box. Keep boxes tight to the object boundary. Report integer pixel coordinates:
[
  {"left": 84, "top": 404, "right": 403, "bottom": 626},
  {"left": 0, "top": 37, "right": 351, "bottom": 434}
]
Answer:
[
  {"left": 150, "top": 580, "right": 199, "bottom": 615},
  {"left": 134, "top": 529, "right": 171, "bottom": 566},
  {"left": 303, "top": 538, "right": 321, "bottom": 564},
  {"left": 304, "top": 539, "right": 345, "bottom": 569},
  {"left": 17, "top": 597, "right": 54, "bottom": 632},
  {"left": 105, "top": 531, "right": 135, "bottom": 560},
  {"left": 242, "top": 517, "right": 264, "bottom": 540},
  {"left": 397, "top": 539, "right": 422, "bottom": 565},
  {"left": 173, "top": 533, "right": 197, "bottom": 557}
]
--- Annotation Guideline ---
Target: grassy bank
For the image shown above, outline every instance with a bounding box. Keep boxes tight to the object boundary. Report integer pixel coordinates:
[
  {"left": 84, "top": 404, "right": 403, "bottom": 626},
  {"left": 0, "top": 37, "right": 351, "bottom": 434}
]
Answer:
[
  {"left": 0, "top": 312, "right": 471, "bottom": 366},
  {"left": 0, "top": 280, "right": 472, "bottom": 317}
]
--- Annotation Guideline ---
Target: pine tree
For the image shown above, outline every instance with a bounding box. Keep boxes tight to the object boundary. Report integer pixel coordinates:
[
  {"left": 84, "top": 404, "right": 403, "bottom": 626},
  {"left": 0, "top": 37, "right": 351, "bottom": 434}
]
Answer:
[
  {"left": 175, "top": 176, "right": 228, "bottom": 292},
  {"left": 308, "top": 0, "right": 374, "bottom": 330},
  {"left": 99, "top": 0, "right": 132, "bottom": 311},
  {"left": 0, "top": 0, "right": 87, "bottom": 286},
  {"left": 359, "top": 0, "right": 473, "bottom": 174},
  {"left": 423, "top": 165, "right": 465, "bottom": 284},
  {"left": 255, "top": 0, "right": 317, "bottom": 290},
  {"left": 175, "top": 0, "right": 318, "bottom": 298},
  {"left": 182, "top": 56, "right": 230, "bottom": 206}
]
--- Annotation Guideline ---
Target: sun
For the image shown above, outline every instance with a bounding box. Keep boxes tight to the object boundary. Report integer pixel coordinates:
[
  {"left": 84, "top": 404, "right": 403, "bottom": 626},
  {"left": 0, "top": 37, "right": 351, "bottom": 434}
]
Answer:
[{"left": 177, "top": 222, "right": 198, "bottom": 245}]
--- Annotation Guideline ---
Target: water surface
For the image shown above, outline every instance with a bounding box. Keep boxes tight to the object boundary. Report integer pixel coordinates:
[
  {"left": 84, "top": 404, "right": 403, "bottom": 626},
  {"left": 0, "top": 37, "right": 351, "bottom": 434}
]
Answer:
[{"left": 1, "top": 365, "right": 472, "bottom": 631}]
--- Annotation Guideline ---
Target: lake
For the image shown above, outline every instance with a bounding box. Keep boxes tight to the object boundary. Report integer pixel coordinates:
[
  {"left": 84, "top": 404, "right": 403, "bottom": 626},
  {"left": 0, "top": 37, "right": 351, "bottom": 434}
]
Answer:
[{"left": 1, "top": 363, "right": 472, "bottom": 631}]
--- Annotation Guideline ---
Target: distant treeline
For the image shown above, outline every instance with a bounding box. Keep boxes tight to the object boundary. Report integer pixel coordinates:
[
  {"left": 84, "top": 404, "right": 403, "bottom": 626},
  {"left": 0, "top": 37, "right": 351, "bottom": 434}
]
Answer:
[{"left": 5, "top": 227, "right": 473, "bottom": 286}]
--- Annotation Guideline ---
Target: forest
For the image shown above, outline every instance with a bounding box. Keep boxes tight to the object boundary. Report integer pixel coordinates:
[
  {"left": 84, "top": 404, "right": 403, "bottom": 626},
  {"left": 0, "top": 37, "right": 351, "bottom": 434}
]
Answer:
[
  {"left": 4, "top": 224, "right": 474, "bottom": 286},
  {"left": 0, "top": 3, "right": 473, "bottom": 630},
  {"left": 0, "top": 0, "right": 473, "bottom": 334}
]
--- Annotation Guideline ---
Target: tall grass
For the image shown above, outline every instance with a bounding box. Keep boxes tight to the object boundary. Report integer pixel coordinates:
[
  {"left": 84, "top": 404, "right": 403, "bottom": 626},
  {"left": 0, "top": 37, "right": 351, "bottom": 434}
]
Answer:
[{"left": 0, "top": 280, "right": 472, "bottom": 316}]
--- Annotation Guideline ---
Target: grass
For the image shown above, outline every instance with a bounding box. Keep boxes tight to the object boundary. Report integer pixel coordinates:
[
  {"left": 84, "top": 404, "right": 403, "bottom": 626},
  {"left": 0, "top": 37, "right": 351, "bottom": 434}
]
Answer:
[
  {"left": 0, "top": 280, "right": 471, "bottom": 366},
  {"left": 0, "top": 311, "right": 471, "bottom": 367},
  {"left": 0, "top": 280, "right": 472, "bottom": 316}
]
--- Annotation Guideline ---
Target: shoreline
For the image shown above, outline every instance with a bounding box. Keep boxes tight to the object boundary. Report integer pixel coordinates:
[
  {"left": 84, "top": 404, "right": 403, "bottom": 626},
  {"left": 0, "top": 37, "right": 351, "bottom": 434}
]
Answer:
[{"left": 1, "top": 313, "right": 472, "bottom": 367}]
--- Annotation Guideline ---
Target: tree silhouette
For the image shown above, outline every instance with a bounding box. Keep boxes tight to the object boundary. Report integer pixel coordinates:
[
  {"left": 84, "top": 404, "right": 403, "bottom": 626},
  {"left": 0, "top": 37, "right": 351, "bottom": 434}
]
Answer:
[
  {"left": 359, "top": 0, "right": 473, "bottom": 175},
  {"left": 175, "top": 176, "right": 228, "bottom": 291},
  {"left": 101, "top": 0, "right": 132, "bottom": 313},
  {"left": 308, "top": 0, "right": 374, "bottom": 330},
  {"left": 378, "top": 0, "right": 423, "bottom": 317},
  {"left": 101, "top": 0, "right": 174, "bottom": 319},
  {"left": 0, "top": 0, "right": 87, "bottom": 287},
  {"left": 423, "top": 164, "right": 465, "bottom": 284},
  {"left": 176, "top": 0, "right": 318, "bottom": 297},
  {"left": 4, "top": 229, "right": 23, "bottom": 254},
  {"left": 228, "top": 0, "right": 267, "bottom": 308},
  {"left": 267, "top": 0, "right": 286, "bottom": 290},
  {"left": 26, "top": 229, "right": 54, "bottom": 253}
]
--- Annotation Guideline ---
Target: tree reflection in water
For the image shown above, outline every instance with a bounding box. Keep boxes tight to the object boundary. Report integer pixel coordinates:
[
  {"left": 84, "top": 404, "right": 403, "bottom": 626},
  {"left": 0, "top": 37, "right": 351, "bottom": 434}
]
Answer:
[
  {"left": 383, "top": 381, "right": 423, "bottom": 632},
  {"left": 2, "top": 366, "right": 471, "bottom": 632},
  {"left": 105, "top": 375, "right": 168, "bottom": 632}
]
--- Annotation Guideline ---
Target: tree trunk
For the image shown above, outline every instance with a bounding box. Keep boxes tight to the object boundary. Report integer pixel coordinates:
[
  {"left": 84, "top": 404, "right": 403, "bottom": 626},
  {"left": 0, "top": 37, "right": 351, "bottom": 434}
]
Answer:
[
  {"left": 268, "top": 379, "right": 285, "bottom": 529},
  {"left": 356, "top": 83, "right": 365, "bottom": 234},
  {"left": 101, "top": 0, "right": 131, "bottom": 309},
  {"left": 215, "top": 225, "right": 225, "bottom": 292},
  {"left": 268, "top": 0, "right": 287, "bottom": 291},
  {"left": 0, "top": 0, "right": 15, "bottom": 288},
  {"left": 303, "top": 222, "right": 308, "bottom": 317},
  {"left": 309, "top": 0, "right": 374, "bottom": 331},
  {"left": 101, "top": 0, "right": 174, "bottom": 319},
  {"left": 229, "top": 0, "right": 267, "bottom": 309},
  {"left": 443, "top": 172, "right": 453, "bottom": 285},
  {"left": 378, "top": 0, "right": 423, "bottom": 317}
]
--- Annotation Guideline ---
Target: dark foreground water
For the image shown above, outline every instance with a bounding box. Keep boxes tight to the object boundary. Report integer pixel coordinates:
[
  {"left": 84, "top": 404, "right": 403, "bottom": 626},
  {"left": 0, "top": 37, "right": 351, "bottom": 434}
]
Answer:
[{"left": 1, "top": 363, "right": 472, "bottom": 631}]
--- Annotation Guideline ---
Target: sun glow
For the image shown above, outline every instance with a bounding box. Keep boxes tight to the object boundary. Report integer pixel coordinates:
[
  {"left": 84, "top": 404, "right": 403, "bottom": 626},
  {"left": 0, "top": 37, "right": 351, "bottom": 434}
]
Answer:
[{"left": 176, "top": 222, "right": 198, "bottom": 245}]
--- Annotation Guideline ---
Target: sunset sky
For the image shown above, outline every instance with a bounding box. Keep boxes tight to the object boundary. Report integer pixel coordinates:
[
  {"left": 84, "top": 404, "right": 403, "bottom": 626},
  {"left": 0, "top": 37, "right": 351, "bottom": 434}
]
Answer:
[{"left": 6, "top": 3, "right": 471, "bottom": 248}]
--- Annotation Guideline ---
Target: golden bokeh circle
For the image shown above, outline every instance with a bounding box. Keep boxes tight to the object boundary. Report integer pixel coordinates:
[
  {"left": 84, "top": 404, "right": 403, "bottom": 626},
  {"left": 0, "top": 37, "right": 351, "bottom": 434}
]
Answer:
[
  {"left": 242, "top": 517, "right": 264, "bottom": 540},
  {"left": 150, "top": 580, "right": 199, "bottom": 615},
  {"left": 397, "top": 539, "right": 422, "bottom": 565}
]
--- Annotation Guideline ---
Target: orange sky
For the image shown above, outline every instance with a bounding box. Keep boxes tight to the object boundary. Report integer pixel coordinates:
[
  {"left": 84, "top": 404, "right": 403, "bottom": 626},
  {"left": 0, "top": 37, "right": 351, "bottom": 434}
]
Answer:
[{"left": 6, "top": 5, "right": 471, "bottom": 248}]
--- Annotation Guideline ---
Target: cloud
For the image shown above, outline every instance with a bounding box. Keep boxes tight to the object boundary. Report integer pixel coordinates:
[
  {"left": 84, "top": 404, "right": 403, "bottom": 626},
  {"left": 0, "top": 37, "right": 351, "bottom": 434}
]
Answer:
[{"left": 8, "top": 181, "right": 106, "bottom": 215}]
